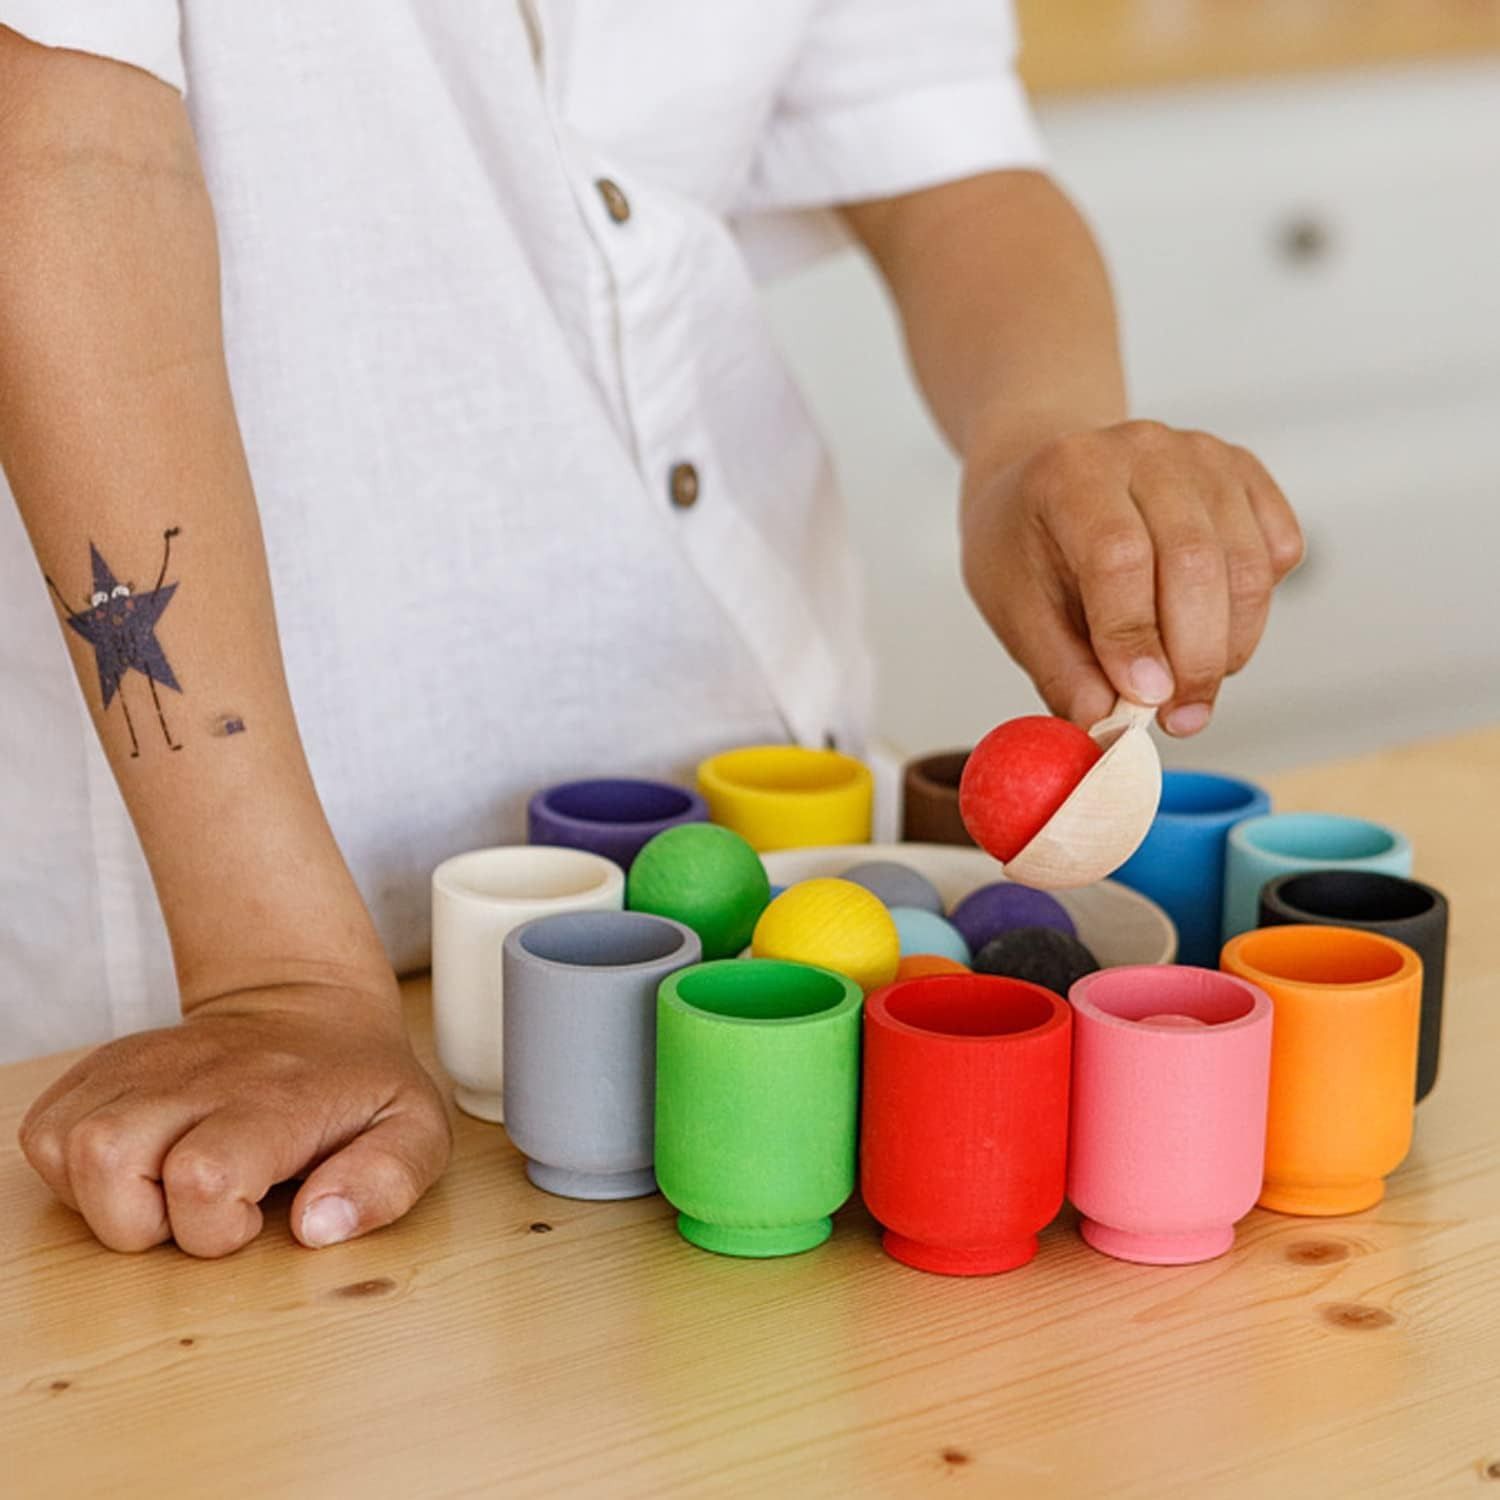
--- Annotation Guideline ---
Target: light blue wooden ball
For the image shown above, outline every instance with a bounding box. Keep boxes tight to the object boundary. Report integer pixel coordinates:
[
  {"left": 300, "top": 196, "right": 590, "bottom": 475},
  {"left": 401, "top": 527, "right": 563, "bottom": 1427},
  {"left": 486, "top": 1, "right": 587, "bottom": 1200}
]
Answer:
[{"left": 887, "top": 907, "right": 972, "bottom": 964}]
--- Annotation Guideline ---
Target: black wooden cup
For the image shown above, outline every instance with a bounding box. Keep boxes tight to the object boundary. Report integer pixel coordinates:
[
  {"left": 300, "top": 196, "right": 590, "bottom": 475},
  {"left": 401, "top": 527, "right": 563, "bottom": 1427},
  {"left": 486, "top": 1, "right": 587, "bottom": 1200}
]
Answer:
[{"left": 1259, "top": 870, "right": 1448, "bottom": 1103}]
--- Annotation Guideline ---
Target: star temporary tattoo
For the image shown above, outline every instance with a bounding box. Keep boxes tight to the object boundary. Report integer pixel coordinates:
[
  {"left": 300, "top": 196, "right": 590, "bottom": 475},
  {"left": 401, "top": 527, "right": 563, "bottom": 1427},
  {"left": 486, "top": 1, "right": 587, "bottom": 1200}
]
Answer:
[{"left": 45, "top": 528, "right": 184, "bottom": 757}]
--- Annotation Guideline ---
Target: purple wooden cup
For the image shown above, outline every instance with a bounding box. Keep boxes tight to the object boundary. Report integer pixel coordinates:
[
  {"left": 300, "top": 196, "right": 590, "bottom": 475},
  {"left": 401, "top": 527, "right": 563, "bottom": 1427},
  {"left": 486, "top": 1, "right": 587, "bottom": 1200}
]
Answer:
[{"left": 527, "top": 778, "right": 709, "bottom": 873}]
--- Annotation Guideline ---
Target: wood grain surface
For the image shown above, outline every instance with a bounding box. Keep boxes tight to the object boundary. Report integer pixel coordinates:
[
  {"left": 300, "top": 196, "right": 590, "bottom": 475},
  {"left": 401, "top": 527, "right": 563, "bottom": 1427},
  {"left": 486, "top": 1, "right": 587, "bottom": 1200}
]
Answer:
[
  {"left": 3, "top": 729, "right": 1499, "bottom": 1498},
  {"left": 1017, "top": 0, "right": 1500, "bottom": 95}
]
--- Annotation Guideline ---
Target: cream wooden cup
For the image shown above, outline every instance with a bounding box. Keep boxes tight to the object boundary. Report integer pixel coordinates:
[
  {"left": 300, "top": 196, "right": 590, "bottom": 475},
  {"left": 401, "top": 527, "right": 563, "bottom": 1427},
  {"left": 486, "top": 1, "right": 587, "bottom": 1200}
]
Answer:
[{"left": 431, "top": 847, "right": 625, "bottom": 1122}]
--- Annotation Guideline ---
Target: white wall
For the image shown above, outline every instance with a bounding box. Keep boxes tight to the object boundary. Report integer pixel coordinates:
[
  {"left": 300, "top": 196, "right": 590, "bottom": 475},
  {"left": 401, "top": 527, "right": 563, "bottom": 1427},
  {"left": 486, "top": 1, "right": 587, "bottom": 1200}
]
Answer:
[{"left": 762, "top": 61, "right": 1500, "bottom": 774}]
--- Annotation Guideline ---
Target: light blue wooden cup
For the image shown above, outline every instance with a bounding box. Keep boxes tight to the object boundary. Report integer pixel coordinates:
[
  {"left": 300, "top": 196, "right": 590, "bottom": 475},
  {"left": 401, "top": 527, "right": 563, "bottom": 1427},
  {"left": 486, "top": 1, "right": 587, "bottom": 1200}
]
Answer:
[{"left": 1222, "top": 812, "right": 1413, "bottom": 944}]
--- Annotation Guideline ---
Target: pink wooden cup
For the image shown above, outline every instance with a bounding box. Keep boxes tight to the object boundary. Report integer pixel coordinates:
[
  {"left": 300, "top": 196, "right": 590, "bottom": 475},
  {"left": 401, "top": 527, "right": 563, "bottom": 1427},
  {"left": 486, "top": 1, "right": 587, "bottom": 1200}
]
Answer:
[{"left": 1067, "top": 965, "right": 1273, "bottom": 1264}]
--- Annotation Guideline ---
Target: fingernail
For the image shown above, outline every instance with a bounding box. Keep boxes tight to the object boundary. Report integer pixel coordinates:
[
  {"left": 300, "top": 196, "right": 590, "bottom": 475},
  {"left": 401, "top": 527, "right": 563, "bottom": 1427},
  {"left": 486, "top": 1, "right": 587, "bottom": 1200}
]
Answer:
[
  {"left": 1128, "top": 659, "right": 1174, "bottom": 705},
  {"left": 301, "top": 1195, "right": 359, "bottom": 1248},
  {"left": 1164, "top": 703, "right": 1213, "bottom": 736}
]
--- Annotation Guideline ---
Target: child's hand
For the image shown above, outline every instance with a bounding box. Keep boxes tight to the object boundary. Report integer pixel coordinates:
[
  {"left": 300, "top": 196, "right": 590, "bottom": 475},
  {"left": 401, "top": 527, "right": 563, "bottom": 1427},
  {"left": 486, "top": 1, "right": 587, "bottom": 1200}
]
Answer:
[
  {"left": 18, "top": 987, "right": 451, "bottom": 1258},
  {"left": 960, "top": 420, "right": 1303, "bottom": 735}
]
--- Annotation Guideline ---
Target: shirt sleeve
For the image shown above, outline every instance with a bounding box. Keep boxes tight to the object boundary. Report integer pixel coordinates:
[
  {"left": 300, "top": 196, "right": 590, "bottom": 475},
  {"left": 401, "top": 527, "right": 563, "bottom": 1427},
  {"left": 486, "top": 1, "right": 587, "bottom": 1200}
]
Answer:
[
  {"left": 0, "top": 1, "right": 185, "bottom": 93},
  {"left": 740, "top": 0, "right": 1044, "bottom": 215}
]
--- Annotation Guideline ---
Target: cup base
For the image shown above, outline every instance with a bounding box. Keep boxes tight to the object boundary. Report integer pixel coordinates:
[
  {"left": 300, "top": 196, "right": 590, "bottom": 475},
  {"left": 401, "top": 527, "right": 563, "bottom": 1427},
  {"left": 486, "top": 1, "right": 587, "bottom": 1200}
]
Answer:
[
  {"left": 526, "top": 1161, "right": 658, "bottom": 1201},
  {"left": 1080, "top": 1218, "right": 1235, "bottom": 1265},
  {"left": 1259, "top": 1178, "right": 1385, "bottom": 1217},
  {"left": 880, "top": 1229, "right": 1038, "bottom": 1277},
  {"left": 676, "top": 1213, "right": 832, "bottom": 1259},
  {"left": 453, "top": 1086, "right": 505, "bottom": 1123}
]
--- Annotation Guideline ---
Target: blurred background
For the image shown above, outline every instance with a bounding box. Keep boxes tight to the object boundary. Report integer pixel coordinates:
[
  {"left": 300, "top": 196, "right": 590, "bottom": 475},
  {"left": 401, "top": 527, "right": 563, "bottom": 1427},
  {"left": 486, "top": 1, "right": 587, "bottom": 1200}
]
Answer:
[{"left": 763, "top": 0, "right": 1500, "bottom": 774}]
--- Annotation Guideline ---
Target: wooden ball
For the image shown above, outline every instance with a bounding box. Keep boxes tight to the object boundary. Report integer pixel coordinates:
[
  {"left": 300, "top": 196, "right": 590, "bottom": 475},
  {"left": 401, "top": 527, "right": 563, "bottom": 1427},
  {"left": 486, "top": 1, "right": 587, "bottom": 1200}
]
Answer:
[
  {"left": 839, "top": 859, "right": 945, "bottom": 915},
  {"left": 627, "top": 823, "right": 770, "bottom": 960},
  {"left": 973, "top": 926, "right": 1101, "bottom": 998},
  {"left": 894, "top": 954, "right": 971, "bottom": 982},
  {"left": 751, "top": 878, "right": 900, "bottom": 993},
  {"left": 887, "top": 907, "right": 971, "bottom": 964},
  {"left": 949, "top": 882, "right": 1076, "bottom": 956},
  {"left": 959, "top": 716, "right": 1102, "bottom": 863}
]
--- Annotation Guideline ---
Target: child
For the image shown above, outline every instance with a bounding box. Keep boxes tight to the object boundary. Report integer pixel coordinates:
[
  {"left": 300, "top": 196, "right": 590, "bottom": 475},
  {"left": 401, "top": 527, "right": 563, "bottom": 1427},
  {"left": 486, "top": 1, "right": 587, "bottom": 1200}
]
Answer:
[{"left": 0, "top": 3, "right": 1301, "bottom": 1257}]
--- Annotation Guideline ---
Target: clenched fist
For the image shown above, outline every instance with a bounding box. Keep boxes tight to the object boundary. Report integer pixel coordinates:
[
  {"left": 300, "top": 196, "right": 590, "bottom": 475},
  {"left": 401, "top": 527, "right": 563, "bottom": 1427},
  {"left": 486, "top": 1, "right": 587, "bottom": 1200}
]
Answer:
[
  {"left": 962, "top": 420, "right": 1304, "bottom": 735},
  {"left": 18, "top": 986, "right": 451, "bottom": 1258}
]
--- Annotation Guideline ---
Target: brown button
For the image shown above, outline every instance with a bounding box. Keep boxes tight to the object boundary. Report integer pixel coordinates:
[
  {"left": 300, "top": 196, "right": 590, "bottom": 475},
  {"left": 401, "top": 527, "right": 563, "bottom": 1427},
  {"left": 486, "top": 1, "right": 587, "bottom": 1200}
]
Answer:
[
  {"left": 595, "top": 178, "right": 631, "bottom": 224},
  {"left": 668, "top": 462, "right": 700, "bottom": 509}
]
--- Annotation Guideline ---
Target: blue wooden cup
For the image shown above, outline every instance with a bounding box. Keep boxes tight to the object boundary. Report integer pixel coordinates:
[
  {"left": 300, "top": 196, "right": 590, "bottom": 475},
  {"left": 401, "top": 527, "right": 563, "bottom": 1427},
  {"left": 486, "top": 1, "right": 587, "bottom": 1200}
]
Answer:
[
  {"left": 1222, "top": 812, "right": 1412, "bottom": 943},
  {"left": 1112, "top": 770, "right": 1270, "bottom": 967}
]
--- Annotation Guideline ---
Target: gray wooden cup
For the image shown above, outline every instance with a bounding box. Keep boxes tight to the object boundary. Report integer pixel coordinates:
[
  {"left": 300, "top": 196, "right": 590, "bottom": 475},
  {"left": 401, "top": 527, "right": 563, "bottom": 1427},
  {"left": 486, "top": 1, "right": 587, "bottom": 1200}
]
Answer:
[{"left": 502, "top": 910, "right": 701, "bottom": 1200}]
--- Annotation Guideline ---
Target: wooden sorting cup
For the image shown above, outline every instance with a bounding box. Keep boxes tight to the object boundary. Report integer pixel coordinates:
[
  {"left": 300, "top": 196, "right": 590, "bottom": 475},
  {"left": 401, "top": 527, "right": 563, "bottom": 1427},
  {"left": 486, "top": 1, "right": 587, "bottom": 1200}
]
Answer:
[
  {"left": 1221, "top": 924, "right": 1421, "bottom": 1216},
  {"left": 1222, "top": 812, "right": 1411, "bottom": 942},
  {"left": 527, "top": 777, "right": 708, "bottom": 872},
  {"left": 696, "top": 745, "right": 873, "bottom": 852},
  {"left": 900, "top": 750, "right": 975, "bottom": 847},
  {"left": 1259, "top": 871, "right": 1448, "bottom": 1103},
  {"left": 431, "top": 847, "right": 624, "bottom": 1122},
  {"left": 1067, "top": 965, "right": 1272, "bottom": 1264},
  {"left": 655, "top": 959, "right": 863, "bottom": 1257},
  {"left": 502, "top": 911, "right": 701, "bottom": 1200},
  {"left": 1112, "top": 769, "right": 1271, "bottom": 966},
  {"left": 861, "top": 975, "right": 1071, "bottom": 1275}
]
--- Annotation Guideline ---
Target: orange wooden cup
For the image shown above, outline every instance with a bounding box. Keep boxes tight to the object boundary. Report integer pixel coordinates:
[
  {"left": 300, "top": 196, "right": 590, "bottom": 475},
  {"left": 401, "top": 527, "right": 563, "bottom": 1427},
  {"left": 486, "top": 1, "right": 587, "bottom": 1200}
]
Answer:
[{"left": 1221, "top": 924, "right": 1421, "bottom": 1216}]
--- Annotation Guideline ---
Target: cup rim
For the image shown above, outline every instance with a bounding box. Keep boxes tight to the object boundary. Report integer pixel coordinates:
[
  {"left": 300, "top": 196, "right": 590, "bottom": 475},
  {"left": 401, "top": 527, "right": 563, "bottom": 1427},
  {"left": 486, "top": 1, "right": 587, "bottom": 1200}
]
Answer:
[
  {"left": 506, "top": 910, "right": 699, "bottom": 973},
  {"left": 903, "top": 749, "right": 971, "bottom": 795},
  {"left": 1221, "top": 924, "right": 1421, "bottom": 992},
  {"left": 865, "top": 974, "right": 1070, "bottom": 1045},
  {"left": 1228, "top": 811, "right": 1409, "bottom": 866},
  {"left": 432, "top": 846, "right": 625, "bottom": 907},
  {"left": 659, "top": 958, "right": 862, "bottom": 1027},
  {"left": 1262, "top": 869, "right": 1445, "bottom": 928},
  {"left": 1152, "top": 769, "right": 1268, "bottom": 822},
  {"left": 1069, "top": 964, "right": 1271, "bottom": 1034},
  {"left": 698, "top": 745, "right": 871, "bottom": 802},
  {"left": 530, "top": 777, "right": 704, "bottom": 831}
]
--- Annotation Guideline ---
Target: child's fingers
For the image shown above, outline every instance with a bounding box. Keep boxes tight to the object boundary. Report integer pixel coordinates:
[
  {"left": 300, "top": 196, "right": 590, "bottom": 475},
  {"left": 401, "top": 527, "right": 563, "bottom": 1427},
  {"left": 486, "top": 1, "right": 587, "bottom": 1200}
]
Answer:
[
  {"left": 1004, "top": 585, "right": 1120, "bottom": 729},
  {"left": 1232, "top": 445, "right": 1305, "bottom": 579},
  {"left": 60, "top": 1095, "right": 207, "bottom": 1252},
  {"left": 1049, "top": 490, "right": 1176, "bottom": 712},
  {"left": 160, "top": 1106, "right": 316, "bottom": 1258},
  {"left": 1212, "top": 489, "right": 1277, "bottom": 677},
  {"left": 1127, "top": 467, "right": 1229, "bottom": 734},
  {"left": 291, "top": 1093, "right": 451, "bottom": 1251}
]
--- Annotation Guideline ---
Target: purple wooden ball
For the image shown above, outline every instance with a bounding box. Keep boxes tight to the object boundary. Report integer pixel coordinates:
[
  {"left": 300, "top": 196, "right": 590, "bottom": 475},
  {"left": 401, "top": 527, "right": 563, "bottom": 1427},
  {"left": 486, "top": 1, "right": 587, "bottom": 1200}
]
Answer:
[{"left": 949, "top": 882, "right": 1076, "bottom": 956}]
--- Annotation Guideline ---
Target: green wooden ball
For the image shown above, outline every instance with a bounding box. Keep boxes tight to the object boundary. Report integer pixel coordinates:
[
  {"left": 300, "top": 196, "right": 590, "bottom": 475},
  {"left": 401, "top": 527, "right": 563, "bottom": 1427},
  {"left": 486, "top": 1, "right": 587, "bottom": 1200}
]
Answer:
[{"left": 627, "top": 823, "right": 771, "bottom": 960}]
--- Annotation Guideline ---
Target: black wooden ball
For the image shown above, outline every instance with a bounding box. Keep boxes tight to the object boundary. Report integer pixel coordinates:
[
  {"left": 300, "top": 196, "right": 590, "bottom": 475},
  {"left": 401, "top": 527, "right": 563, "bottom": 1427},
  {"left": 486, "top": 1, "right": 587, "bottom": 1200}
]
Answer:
[{"left": 973, "top": 925, "right": 1101, "bottom": 997}]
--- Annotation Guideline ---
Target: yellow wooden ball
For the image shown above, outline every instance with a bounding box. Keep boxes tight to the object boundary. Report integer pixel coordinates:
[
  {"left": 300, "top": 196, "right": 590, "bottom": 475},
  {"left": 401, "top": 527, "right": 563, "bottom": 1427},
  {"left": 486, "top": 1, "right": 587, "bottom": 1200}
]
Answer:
[{"left": 750, "top": 878, "right": 900, "bottom": 993}]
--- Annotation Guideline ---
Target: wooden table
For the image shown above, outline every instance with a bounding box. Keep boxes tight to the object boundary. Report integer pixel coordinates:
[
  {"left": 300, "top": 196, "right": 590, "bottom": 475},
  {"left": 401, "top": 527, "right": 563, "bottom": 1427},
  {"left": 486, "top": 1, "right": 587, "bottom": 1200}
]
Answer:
[
  {"left": 1016, "top": 0, "right": 1500, "bottom": 96},
  {"left": 4, "top": 730, "right": 1499, "bottom": 1498}
]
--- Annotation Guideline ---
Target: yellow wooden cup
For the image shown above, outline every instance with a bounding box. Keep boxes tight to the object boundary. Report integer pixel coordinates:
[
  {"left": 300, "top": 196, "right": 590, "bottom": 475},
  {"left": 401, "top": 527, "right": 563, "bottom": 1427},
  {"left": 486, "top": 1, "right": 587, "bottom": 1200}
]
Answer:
[{"left": 696, "top": 745, "right": 873, "bottom": 852}]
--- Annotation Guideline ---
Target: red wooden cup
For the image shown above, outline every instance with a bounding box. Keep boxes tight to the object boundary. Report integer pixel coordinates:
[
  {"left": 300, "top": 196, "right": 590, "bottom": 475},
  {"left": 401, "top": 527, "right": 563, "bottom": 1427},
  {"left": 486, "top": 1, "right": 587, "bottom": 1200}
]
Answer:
[{"left": 861, "top": 975, "right": 1072, "bottom": 1275}]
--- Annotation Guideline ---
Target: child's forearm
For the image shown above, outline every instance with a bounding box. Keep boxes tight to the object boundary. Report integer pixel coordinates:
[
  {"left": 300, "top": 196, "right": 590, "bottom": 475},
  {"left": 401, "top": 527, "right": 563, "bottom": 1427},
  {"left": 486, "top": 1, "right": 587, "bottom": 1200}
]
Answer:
[
  {"left": 842, "top": 169, "right": 1127, "bottom": 467},
  {"left": 0, "top": 29, "right": 394, "bottom": 1013}
]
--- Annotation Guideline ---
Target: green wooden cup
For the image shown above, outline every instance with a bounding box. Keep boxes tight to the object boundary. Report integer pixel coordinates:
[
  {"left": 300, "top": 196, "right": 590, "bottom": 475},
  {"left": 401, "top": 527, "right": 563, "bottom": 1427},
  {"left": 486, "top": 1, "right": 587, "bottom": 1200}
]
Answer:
[{"left": 654, "top": 959, "right": 863, "bottom": 1257}]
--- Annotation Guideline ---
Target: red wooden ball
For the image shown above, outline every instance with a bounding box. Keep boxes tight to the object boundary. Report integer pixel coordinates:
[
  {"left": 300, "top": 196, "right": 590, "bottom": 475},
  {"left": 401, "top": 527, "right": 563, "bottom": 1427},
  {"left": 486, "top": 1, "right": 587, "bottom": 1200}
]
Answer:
[{"left": 958, "top": 716, "right": 1103, "bottom": 863}]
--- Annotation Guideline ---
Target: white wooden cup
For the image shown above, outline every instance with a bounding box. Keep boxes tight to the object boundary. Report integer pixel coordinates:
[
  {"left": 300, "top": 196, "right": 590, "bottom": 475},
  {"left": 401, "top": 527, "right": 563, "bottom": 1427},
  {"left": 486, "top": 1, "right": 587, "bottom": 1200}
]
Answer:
[{"left": 431, "top": 847, "right": 625, "bottom": 1122}]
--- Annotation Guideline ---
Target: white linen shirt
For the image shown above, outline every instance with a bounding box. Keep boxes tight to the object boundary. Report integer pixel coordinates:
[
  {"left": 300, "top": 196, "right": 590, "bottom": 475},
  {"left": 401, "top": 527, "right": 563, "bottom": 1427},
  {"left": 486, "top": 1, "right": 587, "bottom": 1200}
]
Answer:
[{"left": 0, "top": 0, "right": 1044, "bottom": 1060}]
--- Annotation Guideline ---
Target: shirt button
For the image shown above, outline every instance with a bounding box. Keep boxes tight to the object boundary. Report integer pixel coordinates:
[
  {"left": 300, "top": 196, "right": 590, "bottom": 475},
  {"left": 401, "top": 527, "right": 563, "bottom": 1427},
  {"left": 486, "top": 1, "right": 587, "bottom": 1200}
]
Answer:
[
  {"left": 595, "top": 178, "right": 631, "bottom": 224},
  {"left": 668, "top": 462, "right": 700, "bottom": 509}
]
